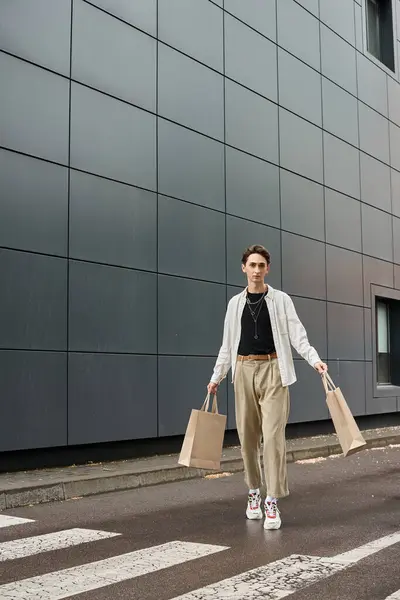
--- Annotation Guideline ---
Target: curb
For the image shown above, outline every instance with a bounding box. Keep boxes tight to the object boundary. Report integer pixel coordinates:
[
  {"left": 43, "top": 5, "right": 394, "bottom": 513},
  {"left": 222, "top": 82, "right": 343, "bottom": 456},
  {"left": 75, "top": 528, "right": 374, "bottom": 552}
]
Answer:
[{"left": 1, "top": 430, "right": 400, "bottom": 510}]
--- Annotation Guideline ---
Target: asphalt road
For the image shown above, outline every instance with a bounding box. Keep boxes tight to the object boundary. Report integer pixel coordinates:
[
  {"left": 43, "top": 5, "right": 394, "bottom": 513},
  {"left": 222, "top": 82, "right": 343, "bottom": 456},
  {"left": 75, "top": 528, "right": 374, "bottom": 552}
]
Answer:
[{"left": 0, "top": 445, "right": 399, "bottom": 599}]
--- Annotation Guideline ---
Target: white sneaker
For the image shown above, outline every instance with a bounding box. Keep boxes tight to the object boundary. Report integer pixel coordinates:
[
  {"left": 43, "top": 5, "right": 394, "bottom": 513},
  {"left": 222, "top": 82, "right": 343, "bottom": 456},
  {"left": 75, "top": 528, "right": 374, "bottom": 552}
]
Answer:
[
  {"left": 246, "top": 491, "right": 263, "bottom": 520},
  {"left": 264, "top": 500, "right": 281, "bottom": 530}
]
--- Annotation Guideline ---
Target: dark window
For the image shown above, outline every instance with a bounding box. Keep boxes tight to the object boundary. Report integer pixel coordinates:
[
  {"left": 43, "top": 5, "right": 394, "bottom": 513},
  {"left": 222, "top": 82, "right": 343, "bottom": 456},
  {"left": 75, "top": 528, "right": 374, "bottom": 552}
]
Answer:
[
  {"left": 376, "top": 296, "right": 400, "bottom": 387},
  {"left": 366, "top": 0, "right": 395, "bottom": 71},
  {"left": 376, "top": 298, "right": 390, "bottom": 384}
]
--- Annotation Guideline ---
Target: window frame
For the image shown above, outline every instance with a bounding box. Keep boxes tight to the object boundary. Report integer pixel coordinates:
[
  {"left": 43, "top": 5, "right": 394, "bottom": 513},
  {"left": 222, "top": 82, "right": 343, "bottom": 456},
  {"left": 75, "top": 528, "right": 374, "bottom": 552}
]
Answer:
[
  {"left": 371, "top": 284, "right": 400, "bottom": 398},
  {"left": 361, "top": 0, "right": 398, "bottom": 77}
]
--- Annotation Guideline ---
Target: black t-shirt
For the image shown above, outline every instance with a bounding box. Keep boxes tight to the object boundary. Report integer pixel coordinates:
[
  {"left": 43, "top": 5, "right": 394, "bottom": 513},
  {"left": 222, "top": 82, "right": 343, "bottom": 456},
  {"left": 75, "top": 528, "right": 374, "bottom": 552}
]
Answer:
[{"left": 237, "top": 292, "right": 276, "bottom": 356}]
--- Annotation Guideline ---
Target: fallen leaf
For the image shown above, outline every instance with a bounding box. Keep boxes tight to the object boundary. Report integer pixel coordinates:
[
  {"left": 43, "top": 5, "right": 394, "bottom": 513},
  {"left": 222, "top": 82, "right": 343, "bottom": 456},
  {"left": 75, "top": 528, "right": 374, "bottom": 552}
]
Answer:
[
  {"left": 296, "top": 457, "right": 326, "bottom": 464},
  {"left": 204, "top": 472, "right": 233, "bottom": 479}
]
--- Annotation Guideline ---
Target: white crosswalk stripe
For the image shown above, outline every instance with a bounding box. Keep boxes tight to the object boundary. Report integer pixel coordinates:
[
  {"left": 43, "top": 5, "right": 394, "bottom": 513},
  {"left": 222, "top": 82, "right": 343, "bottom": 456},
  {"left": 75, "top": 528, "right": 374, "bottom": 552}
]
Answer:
[
  {"left": 0, "top": 516, "right": 399, "bottom": 600},
  {"left": 330, "top": 531, "right": 400, "bottom": 564},
  {"left": 0, "top": 528, "right": 120, "bottom": 561},
  {"left": 0, "top": 515, "right": 34, "bottom": 529},
  {"left": 170, "top": 532, "right": 400, "bottom": 599},
  {"left": 0, "top": 540, "right": 228, "bottom": 599},
  {"left": 172, "top": 554, "right": 346, "bottom": 599}
]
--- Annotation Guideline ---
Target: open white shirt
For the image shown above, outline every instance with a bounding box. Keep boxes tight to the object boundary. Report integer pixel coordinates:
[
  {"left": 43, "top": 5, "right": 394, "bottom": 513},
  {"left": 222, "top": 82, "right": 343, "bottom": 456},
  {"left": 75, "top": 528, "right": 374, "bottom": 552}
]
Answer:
[{"left": 210, "top": 285, "right": 321, "bottom": 387}]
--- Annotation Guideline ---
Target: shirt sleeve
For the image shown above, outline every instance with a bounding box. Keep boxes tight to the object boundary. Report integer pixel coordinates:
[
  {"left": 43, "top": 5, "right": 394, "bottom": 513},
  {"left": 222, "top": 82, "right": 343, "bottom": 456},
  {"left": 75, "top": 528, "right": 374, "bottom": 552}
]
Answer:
[
  {"left": 284, "top": 294, "right": 321, "bottom": 368},
  {"left": 210, "top": 303, "right": 233, "bottom": 384}
]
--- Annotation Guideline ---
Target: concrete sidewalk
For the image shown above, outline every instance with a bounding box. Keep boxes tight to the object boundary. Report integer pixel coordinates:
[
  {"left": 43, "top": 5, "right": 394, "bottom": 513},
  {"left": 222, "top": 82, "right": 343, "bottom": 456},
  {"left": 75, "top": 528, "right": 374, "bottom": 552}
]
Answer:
[{"left": 1, "top": 426, "right": 400, "bottom": 511}]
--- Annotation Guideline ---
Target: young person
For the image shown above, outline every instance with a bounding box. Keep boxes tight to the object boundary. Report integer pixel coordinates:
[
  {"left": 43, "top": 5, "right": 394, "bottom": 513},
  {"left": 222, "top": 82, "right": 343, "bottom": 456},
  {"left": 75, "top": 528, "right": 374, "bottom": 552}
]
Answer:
[{"left": 207, "top": 245, "right": 327, "bottom": 530}]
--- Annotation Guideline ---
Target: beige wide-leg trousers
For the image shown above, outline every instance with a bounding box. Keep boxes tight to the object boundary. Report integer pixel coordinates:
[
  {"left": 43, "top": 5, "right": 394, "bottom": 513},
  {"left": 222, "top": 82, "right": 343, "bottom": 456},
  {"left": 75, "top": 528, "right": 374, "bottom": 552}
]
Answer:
[{"left": 234, "top": 357, "right": 290, "bottom": 498}]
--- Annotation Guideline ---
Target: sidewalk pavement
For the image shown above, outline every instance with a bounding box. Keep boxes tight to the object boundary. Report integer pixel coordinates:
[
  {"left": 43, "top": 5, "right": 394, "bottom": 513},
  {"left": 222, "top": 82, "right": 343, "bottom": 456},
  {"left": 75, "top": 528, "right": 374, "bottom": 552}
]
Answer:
[{"left": 1, "top": 426, "right": 400, "bottom": 511}]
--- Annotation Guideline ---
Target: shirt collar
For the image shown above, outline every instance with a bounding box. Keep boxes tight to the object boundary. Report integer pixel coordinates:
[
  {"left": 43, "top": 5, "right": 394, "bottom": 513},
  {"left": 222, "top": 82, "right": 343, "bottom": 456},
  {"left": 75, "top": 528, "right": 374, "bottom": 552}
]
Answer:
[{"left": 241, "top": 284, "right": 275, "bottom": 299}]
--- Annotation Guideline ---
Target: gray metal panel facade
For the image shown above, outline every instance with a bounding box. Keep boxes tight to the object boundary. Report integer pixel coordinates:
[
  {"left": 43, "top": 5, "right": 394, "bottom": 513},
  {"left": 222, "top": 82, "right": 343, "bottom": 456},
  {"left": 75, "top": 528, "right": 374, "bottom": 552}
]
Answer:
[{"left": 1, "top": 0, "right": 400, "bottom": 451}]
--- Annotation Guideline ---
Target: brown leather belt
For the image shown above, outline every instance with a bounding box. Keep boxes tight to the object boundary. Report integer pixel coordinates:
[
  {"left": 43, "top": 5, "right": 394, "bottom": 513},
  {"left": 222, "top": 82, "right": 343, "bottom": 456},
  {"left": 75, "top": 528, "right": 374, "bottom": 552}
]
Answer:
[{"left": 237, "top": 353, "right": 277, "bottom": 361}]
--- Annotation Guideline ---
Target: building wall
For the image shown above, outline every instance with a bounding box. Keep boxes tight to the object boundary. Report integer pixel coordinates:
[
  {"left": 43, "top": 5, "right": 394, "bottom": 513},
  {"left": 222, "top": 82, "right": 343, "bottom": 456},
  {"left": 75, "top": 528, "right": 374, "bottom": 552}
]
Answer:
[{"left": 1, "top": 0, "right": 400, "bottom": 452}]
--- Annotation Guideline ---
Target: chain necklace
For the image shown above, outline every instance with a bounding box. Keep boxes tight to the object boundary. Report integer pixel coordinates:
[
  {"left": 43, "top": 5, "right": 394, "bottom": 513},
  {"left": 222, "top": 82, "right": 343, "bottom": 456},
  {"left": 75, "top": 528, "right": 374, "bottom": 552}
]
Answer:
[
  {"left": 246, "top": 288, "right": 267, "bottom": 339},
  {"left": 246, "top": 295, "right": 265, "bottom": 305}
]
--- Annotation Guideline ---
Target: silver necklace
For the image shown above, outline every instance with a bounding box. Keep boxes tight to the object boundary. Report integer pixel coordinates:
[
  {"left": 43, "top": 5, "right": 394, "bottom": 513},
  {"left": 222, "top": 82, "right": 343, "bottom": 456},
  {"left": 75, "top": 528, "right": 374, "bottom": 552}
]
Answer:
[
  {"left": 246, "top": 289, "right": 267, "bottom": 339},
  {"left": 246, "top": 295, "right": 265, "bottom": 305}
]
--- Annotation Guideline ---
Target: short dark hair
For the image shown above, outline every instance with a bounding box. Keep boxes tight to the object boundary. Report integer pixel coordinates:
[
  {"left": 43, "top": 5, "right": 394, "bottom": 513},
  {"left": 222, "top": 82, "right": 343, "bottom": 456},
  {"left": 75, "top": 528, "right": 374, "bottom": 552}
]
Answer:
[{"left": 241, "top": 245, "right": 271, "bottom": 266}]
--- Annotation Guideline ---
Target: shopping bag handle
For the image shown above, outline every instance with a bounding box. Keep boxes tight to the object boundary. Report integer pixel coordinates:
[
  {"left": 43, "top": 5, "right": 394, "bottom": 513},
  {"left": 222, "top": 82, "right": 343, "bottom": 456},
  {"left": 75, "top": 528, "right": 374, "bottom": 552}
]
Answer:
[
  {"left": 321, "top": 372, "right": 336, "bottom": 393},
  {"left": 201, "top": 393, "right": 219, "bottom": 414}
]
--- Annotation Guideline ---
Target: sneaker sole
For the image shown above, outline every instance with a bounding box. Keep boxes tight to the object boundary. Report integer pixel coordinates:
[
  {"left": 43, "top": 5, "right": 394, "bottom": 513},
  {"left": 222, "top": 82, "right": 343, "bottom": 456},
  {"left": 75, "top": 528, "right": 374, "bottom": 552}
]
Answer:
[
  {"left": 246, "top": 511, "right": 263, "bottom": 520},
  {"left": 264, "top": 519, "right": 281, "bottom": 530}
]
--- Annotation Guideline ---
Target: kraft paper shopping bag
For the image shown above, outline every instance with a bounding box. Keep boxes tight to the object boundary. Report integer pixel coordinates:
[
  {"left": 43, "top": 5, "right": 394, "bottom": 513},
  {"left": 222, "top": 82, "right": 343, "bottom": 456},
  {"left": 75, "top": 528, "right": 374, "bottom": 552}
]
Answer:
[
  {"left": 178, "top": 393, "right": 227, "bottom": 470},
  {"left": 322, "top": 373, "right": 366, "bottom": 457}
]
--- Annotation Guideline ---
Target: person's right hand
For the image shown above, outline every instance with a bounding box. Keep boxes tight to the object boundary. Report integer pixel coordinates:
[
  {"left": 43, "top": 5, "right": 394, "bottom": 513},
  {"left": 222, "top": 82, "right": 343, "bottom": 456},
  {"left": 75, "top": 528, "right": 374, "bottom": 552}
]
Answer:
[{"left": 207, "top": 382, "right": 218, "bottom": 395}]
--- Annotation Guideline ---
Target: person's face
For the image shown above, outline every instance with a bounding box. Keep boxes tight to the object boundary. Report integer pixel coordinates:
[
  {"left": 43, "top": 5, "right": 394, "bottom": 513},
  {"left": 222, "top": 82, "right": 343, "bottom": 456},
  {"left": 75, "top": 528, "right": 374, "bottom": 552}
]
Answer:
[{"left": 242, "top": 253, "right": 269, "bottom": 284}]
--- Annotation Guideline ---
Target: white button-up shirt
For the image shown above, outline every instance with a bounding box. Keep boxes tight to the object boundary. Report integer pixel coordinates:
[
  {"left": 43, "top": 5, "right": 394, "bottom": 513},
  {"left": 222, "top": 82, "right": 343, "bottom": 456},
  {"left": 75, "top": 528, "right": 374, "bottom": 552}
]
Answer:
[{"left": 210, "top": 285, "right": 321, "bottom": 387}]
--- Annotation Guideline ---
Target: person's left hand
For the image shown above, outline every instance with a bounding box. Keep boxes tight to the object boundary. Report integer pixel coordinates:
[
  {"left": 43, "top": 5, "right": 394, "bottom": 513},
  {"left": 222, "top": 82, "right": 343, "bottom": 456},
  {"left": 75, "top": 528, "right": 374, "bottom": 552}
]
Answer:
[{"left": 314, "top": 361, "right": 328, "bottom": 374}]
